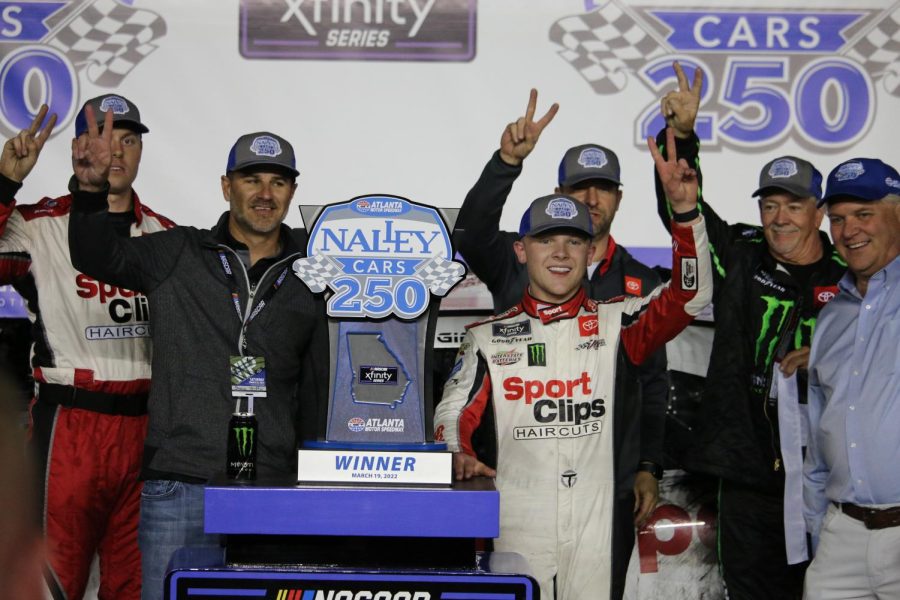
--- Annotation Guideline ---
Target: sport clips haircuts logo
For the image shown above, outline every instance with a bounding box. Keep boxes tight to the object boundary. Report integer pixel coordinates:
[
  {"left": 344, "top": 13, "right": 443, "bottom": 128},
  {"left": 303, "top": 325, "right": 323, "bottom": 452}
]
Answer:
[
  {"left": 0, "top": 0, "right": 165, "bottom": 138},
  {"left": 239, "top": 0, "right": 476, "bottom": 62},
  {"left": 551, "top": 0, "right": 900, "bottom": 152}
]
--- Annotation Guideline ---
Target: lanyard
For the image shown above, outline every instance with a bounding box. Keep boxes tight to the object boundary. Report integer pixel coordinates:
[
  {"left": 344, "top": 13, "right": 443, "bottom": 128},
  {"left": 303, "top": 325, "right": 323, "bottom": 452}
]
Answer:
[{"left": 218, "top": 250, "right": 289, "bottom": 346}]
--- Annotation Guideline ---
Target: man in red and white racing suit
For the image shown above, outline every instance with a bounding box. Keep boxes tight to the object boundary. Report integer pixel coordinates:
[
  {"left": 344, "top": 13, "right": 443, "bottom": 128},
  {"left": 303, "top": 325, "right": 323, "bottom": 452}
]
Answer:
[
  {"left": 0, "top": 97, "right": 173, "bottom": 599},
  {"left": 435, "top": 130, "right": 711, "bottom": 600}
]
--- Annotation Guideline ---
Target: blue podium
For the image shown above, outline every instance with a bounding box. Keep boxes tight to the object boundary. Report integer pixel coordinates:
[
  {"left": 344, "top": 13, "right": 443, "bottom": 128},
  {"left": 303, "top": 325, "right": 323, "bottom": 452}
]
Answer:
[{"left": 163, "top": 477, "right": 538, "bottom": 599}]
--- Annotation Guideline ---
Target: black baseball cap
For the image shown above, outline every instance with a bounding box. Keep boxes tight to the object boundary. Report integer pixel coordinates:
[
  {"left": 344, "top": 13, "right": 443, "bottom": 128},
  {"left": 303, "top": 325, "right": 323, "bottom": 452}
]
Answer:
[
  {"left": 74, "top": 94, "right": 149, "bottom": 136},
  {"left": 226, "top": 132, "right": 299, "bottom": 178},
  {"left": 558, "top": 144, "right": 622, "bottom": 187},
  {"left": 518, "top": 195, "right": 593, "bottom": 238},
  {"left": 752, "top": 156, "right": 822, "bottom": 201}
]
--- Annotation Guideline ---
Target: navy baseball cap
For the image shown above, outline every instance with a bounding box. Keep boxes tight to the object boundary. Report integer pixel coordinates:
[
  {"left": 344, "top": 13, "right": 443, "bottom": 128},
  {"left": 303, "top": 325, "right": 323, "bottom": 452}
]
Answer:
[
  {"left": 74, "top": 95, "right": 148, "bottom": 136},
  {"left": 752, "top": 156, "right": 822, "bottom": 201},
  {"left": 558, "top": 144, "right": 622, "bottom": 187},
  {"left": 226, "top": 132, "right": 299, "bottom": 178},
  {"left": 518, "top": 195, "right": 593, "bottom": 238},
  {"left": 821, "top": 158, "right": 900, "bottom": 206}
]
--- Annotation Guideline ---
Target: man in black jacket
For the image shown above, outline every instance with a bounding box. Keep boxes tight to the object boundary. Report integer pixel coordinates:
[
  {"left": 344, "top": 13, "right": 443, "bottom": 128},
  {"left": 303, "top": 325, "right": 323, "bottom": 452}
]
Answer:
[
  {"left": 655, "top": 62, "right": 846, "bottom": 599},
  {"left": 455, "top": 89, "right": 667, "bottom": 600},
  {"left": 67, "top": 108, "right": 328, "bottom": 600}
]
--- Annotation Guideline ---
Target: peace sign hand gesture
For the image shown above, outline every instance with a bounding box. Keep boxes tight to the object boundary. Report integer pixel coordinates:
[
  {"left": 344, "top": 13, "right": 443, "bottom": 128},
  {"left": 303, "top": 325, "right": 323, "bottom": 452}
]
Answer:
[
  {"left": 660, "top": 61, "right": 704, "bottom": 139},
  {"left": 0, "top": 105, "right": 58, "bottom": 183},
  {"left": 648, "top": 127, "right": 698, "bottom": 218},
  {"left": 71, "top": 105, "right": 113, "bottom": 192},
  {"left": 499, "top": 89, "right": 559, "bottom": 167}
]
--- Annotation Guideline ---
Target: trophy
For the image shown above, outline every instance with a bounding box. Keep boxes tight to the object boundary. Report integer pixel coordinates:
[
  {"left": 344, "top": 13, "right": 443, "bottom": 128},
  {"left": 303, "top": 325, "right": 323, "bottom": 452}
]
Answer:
[{"left": 292, "top": 195, "right": 465, "bottom": 485}]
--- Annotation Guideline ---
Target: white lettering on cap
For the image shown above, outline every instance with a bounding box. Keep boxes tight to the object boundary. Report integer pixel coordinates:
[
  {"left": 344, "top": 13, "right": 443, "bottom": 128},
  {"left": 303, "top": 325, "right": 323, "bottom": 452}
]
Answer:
[
  {"left": 99, "top": 96, "right": 129, "bottom": 115},
  {"left": 835, "top": 162, "right": 864, "bottom": 181},
  {"left": 249, "top": 135, "right": 282, "bottom": 157},
  {"left": 545, "top": 198, "right": 578, "bottom": 220},
  {"left": 768, "top": 158, "right": 798, "bottom": 179},
  {"left": 578, "top": 147, "right": 607, "bottom": 169}
]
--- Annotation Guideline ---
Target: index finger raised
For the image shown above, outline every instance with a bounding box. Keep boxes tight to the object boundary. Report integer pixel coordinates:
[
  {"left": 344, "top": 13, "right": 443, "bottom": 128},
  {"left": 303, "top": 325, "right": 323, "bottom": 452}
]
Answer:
[{"left": 101, "top": 107, "right": 113, "bottom": 142}]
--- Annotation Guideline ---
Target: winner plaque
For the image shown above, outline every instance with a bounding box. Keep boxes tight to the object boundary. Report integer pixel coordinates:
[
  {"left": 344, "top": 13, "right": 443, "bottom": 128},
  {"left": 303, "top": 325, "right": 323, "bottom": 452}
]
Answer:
[{"left": 293, "top": 195, "right": 464, "bottom": 485}]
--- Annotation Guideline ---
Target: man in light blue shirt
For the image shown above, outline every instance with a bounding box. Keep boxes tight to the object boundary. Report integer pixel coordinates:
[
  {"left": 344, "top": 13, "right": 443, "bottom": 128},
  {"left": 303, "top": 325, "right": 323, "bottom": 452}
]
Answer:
[{"left": 803, "top": 157, "right": 900, "bottom": 599}]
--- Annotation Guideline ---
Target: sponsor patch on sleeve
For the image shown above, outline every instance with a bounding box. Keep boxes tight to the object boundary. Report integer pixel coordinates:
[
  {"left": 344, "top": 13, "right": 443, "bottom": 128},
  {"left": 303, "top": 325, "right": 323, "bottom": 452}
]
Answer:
[
  {"left": 680, "top": 257, "right": 698, "bottom": 291},
  {"left": 624, "top": 275, "right": 642, "bottom": 296},
  {"left": 813, "top": 285, "right": 839, "bottom": 309}
]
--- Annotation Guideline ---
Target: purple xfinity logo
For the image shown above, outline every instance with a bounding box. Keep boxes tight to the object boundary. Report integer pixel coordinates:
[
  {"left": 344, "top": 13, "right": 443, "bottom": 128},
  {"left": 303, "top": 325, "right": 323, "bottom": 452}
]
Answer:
[{"left": 239, "top": 0, "right": 476, "bottom": 62}]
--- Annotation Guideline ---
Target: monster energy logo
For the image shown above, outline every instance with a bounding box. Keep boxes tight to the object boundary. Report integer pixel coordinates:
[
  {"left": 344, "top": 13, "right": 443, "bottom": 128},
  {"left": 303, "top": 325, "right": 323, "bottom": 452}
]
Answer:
[
  {"left": 755, "top": 297, "right": 818, "bottom": 369},
  {"left": 233, "top": 426, "right": 255, "bottom": 458},
  {"left": 528, "top": 343, "right": 547, "bottom": 367},
  {"left": 756, "top": 296, "right": 794, "bottom": 368},
  {"left": 794, "top": 317, "right": 816, "bottom": 350}
]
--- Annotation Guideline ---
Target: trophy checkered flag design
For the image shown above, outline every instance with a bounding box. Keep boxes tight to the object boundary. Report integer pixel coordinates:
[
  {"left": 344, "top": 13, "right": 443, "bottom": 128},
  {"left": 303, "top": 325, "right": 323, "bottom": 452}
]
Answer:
[
  {"left": 415, "top": 256, "right": 465, "bottom": 296},
  {"left": 843, "top": 4, "right": 900, "bottom": 96},
  {"left": 292, "top": 254, "right": 342, "bottom": 293},
  {"left": 549, "top": 0, "right": 668, "bottom": 94},
  {"left": 47, "top": 0, "right": 166, "bottom": 87}
]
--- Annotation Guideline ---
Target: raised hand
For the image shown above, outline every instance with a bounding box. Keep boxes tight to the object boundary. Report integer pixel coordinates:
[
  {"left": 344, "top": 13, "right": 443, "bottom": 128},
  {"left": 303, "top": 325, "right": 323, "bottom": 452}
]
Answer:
[
  {"left": 0, "top": 105, "right": 58, "bottom": 183},
  {"left": 71, "top": 105, "right": 113, "bottom": 191},
  {"left": 648, "top": 127, "right": 698, "bottom": 216},
  {"left": 660, "top": 61, "right": 703, "bottom": 139},
  {"left": 499, "top": 89, "right": 559, "bottom": 167}
]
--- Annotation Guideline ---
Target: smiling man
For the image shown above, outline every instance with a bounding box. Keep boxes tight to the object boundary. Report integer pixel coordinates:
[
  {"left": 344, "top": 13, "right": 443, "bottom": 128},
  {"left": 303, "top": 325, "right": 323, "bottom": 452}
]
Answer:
[
  {"left": 67, "top": 120, "right": 328, "bottom": 600},
  {"left": 436, "top": 130, "right": 712, "bottom": 600},
  {"left": 0, "top": 96, "right": 174, "bottom": 600},
  {"left": 454, "top": 91, "right": 670, "bottom": 598},
  {"left": 803, "top": 158, "right": 900, "bottom": 599}
]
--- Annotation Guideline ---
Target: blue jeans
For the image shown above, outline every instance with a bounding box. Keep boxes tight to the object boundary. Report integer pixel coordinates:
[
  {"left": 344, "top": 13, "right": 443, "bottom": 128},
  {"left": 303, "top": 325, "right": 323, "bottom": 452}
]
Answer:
[{"left": 138, "top": 480, "right": 222, "bottom": 600}]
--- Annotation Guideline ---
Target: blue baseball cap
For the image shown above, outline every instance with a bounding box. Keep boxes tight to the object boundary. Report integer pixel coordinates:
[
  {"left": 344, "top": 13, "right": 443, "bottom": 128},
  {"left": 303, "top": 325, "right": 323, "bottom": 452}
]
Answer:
[
  {"left": 226, "top": 132, "right": 299, "bottom": 178},
  {"left": 558, "top": 144, "right": 622, "bottom": 187},
  {"left": 752, "top": 156, "right": 822, "bottom": 201},
  {"left": 519, "top": 194, "right": 593, "bottom": 238},
  {"left": 821, "top": 158, "right": 900, "bottom": 206},
  {"left": 74, "top": 95, "right": 148, "bottom": 137}
]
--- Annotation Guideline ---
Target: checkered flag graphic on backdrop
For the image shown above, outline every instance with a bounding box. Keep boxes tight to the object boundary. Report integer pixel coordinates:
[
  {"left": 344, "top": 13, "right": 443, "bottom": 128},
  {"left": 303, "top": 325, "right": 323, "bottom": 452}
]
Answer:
[
  {"left": 549, "top": 1, "right": 668, "bottom": 94},
  {"left": 292, "top": 254, "right": 342, "bottom": 293},
  {"left": 47, "top": 0, "right": 166, "bottom": 87},
  {"left": 844, "top": 5, "right": 900, "bottom": 96},
  {"left": 415, "top": 256, "right": 465, "bottom": 296}
]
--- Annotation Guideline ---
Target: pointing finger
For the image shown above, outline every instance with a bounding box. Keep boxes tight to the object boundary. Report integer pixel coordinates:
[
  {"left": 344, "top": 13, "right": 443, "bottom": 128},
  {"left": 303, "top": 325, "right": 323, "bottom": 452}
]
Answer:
[{"left": 27, "top": 105, "right": 49, "bottom": 136}]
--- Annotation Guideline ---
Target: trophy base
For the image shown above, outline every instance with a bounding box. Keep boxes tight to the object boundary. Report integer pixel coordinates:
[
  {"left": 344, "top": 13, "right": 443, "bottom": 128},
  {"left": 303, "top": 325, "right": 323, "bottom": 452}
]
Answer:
[{"left": 298, "top": 443, "right": 452, "bottom": 486}]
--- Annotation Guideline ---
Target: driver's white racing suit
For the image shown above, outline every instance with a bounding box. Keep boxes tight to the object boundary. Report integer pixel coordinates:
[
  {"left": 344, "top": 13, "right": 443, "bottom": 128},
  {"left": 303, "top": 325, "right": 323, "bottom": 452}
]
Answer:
[{"left": 435, "top": 218, "right": 711, "bottom": 600}]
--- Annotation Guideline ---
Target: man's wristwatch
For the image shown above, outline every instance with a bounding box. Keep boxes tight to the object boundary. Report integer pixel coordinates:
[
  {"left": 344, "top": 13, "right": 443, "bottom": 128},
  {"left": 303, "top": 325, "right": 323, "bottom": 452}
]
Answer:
[{"left": 638, "top": 461, "right": 663, "bottom": 480}]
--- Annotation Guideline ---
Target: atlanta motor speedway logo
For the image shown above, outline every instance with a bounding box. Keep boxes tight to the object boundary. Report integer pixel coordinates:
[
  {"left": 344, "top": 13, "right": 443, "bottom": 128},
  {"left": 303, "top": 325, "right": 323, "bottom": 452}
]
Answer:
[
  {"left": 551, "top": 0, "right": 900, "bottom": 152},
  {"left": 0, "top": 0, "right": 165, "bottom": 138}
]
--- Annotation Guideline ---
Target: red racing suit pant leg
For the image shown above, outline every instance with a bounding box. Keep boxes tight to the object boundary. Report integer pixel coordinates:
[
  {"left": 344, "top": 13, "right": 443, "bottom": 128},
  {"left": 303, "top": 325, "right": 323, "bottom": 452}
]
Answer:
[{"left": 33, "top": 403, "right": 147, "bottom": 600}]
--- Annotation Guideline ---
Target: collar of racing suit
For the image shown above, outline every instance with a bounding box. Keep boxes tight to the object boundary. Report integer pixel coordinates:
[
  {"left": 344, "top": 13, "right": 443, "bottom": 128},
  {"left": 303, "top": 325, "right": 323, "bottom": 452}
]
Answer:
[{"left": 520, "top": 286, "right": 594, "bottom": 324}]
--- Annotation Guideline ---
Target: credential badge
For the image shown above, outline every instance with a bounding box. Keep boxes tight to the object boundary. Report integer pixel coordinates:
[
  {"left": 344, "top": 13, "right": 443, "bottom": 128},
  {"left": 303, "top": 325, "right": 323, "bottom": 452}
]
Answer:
[
  {"left": 545, "top": 198, "right": 578, "bottom": 220},
  {"left": 578, "top": 147, "right": 607, "bottom": 169},
  {"left": 250, "top": 135, "right": 282, "bottom": 158},
  {"left": 768, "top": 159, "right": 798, "bottom": 179}
]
